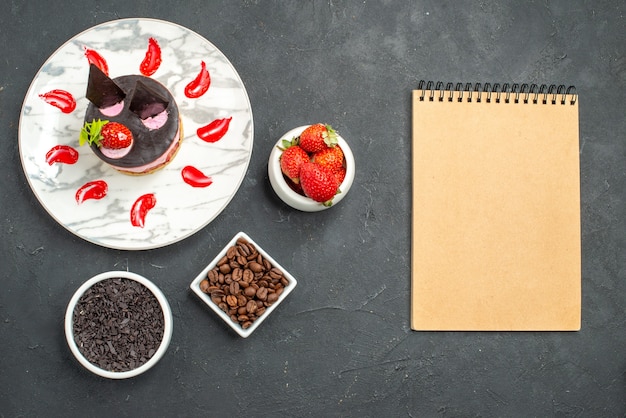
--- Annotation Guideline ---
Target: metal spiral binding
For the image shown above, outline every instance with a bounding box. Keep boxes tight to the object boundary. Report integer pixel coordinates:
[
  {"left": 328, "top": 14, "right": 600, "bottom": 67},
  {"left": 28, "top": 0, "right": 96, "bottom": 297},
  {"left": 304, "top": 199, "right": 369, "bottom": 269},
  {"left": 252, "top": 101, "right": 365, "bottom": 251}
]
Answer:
[{"left": 417, "top": 81, "right": 577, "bottom": 105}]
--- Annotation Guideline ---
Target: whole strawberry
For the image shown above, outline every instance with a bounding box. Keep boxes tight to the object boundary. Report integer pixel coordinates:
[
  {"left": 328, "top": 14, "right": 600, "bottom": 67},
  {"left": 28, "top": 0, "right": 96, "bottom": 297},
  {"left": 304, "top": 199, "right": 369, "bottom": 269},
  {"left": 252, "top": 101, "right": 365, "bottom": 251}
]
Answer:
[
  {"left": 300, "top": 162, "right": 340, "bottom": 205},
  {"left": 299, "top": 123, "right": 338, "bottom": 153},
  {"left": 100, "top": 122, "right": 133, "bottom": 149},
  {"left": 279, "top": 139, "right": 310, "bottom": 183},
  {"left": 311, "top": 145, "right": 344, "bottom": 173},
  {"left": 80, "top": 119, "right": 133, "bottom": 149}
]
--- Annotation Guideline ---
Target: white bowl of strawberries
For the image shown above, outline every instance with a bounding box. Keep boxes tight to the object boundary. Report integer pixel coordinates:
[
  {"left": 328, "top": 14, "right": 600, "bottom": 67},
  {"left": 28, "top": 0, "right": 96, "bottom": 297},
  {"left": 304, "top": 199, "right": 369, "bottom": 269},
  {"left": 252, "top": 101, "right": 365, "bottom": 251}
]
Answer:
[{"left": 268, "top": 124, "right": 355, "bottom": 212}]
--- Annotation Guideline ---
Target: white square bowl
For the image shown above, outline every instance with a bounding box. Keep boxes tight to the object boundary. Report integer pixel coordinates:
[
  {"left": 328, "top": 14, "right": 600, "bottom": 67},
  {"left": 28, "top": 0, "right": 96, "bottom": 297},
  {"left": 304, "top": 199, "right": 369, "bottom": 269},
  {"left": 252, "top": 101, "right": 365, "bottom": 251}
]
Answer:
[{"left": 190, "top": 231, "right": 297, "bottom": 338}]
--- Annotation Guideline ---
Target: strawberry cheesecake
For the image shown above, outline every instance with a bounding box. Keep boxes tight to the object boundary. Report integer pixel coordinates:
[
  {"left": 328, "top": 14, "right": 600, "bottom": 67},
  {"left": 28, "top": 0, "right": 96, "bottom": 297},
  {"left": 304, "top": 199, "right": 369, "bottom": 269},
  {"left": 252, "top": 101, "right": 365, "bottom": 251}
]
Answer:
[{"left": 80, "top": 64, "right": 182, "bottom": 175}]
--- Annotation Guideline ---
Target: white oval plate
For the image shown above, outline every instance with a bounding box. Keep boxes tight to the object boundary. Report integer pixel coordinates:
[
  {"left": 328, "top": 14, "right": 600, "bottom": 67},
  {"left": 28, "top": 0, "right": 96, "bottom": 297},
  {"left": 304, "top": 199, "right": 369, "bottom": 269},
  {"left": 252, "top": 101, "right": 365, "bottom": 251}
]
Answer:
[{"left": 19, "top": 18, "right": 253, "bottom": 250}]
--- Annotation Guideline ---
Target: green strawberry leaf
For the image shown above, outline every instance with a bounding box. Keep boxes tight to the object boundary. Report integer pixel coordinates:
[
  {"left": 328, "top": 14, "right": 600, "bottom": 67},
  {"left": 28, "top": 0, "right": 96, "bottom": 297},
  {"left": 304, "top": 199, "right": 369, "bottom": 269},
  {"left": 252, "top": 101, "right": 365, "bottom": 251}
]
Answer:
[
  {"left": 322, "top": 124, "right": 338, "bottom": 147},
  {"left": 278, "top": 136, "right": 299, "bottom": 151},
  {"left": 322, "top": 186, "right": 342, "bottom": 207},
  {"left": 79, "top": 119, "right": 109, "bottom": 147}
]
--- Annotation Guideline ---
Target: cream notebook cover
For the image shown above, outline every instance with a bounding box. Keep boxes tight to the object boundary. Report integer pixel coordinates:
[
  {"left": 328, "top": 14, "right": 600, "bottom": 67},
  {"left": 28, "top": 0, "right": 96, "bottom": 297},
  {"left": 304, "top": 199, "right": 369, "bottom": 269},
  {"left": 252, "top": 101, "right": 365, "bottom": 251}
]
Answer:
[{"left": 411, "top": 82, "right": 581, "bottom": 331}]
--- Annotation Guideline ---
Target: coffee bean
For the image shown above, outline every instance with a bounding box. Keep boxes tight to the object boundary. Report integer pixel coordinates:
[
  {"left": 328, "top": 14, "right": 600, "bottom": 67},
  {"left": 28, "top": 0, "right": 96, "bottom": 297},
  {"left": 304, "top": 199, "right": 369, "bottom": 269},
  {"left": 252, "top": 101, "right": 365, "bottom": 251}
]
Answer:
[
  {"left": 256, "top": 287, "right": 268, "bottom": 301},
  {"left": 246, "top": 300, "right": 257, "bottom": 314},
  {"left": 199, "top": 279, "right": 210, "bottom": 293},
  {"left": 269, "top": 268, "right": 283, "bottom": 280},
  {"left": 244, "top": 286, "right": 256, "bottom": 298},
  {"left": 263, "top": 259, "right": 272, "bottom": 271},
  {"left": 248, "top": 262, "right": 263, "bottom": 273},
  {"left": 207, "top": 285, "right": 221, "bottom": 294},
  {"left": 237, "top": 240, "right": 251, "bottom": 256},
  {"left": 208, "top": 270, "right": 219, "bottom": 283},
  {"left": 226, "top": 295, "right": 238, "bottom": 307},
  {"left": 229, "top": 281, "right": 240, "bottom": 296},
  {"left": 243, "top": 269, "right": 254, "bottom": 283}
]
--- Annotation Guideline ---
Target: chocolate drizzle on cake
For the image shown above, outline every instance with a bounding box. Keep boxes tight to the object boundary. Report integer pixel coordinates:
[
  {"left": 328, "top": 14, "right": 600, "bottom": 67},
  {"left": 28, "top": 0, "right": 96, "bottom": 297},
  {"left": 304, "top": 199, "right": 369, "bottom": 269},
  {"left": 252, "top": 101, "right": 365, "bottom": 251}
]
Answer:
[{"left": 86, "top": 64, "right": 126, "bottom": 109}]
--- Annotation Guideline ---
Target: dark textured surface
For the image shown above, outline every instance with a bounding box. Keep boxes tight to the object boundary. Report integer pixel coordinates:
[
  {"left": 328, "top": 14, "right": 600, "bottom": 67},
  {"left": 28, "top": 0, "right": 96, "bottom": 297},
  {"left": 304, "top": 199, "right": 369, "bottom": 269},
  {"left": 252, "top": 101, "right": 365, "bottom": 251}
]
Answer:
[{"left": 1, "top": 1, "right": 624, "bottom": 416}]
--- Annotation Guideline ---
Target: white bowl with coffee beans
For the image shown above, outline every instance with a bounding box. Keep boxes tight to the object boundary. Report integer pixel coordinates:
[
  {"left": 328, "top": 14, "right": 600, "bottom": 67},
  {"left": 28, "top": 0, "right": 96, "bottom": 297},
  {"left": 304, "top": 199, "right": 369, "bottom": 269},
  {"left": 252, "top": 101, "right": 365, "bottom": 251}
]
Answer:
[
  {"left": 190, "top": 231, "right": 297, "bottom": 338},
  {"left": 268, "top": 124, "right": 355, "bottom": 212},
  {"left": 64, "top": 270, "right": 173, "bottom": 379}
]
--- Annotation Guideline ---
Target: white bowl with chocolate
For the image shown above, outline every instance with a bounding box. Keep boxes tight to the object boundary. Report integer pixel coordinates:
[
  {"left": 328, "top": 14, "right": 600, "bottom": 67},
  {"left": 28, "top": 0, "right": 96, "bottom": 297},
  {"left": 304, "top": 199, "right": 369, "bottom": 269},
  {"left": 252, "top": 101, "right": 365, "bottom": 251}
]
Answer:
[
  {"left": 268, "top": 124, "right": 355, "bottom": 212},
  {"left": 190, "top": 231, "right": 297, "bottom": 338},
  {"left": 64, "top": 271, "right": 173, "bottom": 379}
]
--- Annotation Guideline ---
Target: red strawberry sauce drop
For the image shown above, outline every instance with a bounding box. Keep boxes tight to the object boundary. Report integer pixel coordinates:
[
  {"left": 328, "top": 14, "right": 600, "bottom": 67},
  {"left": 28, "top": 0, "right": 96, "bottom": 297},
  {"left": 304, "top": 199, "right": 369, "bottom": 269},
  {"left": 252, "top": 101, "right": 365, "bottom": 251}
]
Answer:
[
  {"left": 45, "top": 145, "right": 79, "bottom": 165},
  {"left": 184, "top": 61, "right": 211, "bottom": 99},
  {"left": 130, "top": 193, "right": 157, "bottom": 228},
  {"left": 39, "top": 89, "right": 76, "bottom": 113},
  {"left": 181, "top": 166, "right": 213, "bottom": 188},
  {"left": 140, "top": 37, "right": 162, "bottom": 76},
  {"left": 75, "top": 180, "right": 108, "bottom": 204},
  {"left": 197, "top": 117, "right": 232, "bottom": 143},
  {"left": 84, "top": 47, "right": 109, "bottom": 76}
]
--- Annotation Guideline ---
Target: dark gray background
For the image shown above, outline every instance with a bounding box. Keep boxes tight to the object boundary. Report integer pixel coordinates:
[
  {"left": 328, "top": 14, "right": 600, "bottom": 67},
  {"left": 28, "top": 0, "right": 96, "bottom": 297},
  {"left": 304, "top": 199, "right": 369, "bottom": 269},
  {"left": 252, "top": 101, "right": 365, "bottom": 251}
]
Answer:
[{"left": 1, "top": 1, "right": 624, "bottom": 416}]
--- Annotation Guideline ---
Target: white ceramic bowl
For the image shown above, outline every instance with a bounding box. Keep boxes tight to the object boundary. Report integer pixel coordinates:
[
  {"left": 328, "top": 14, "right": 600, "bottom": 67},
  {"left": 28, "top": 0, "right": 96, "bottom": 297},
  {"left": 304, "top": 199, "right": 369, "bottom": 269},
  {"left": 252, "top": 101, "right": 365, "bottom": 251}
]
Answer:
[
  {"left": 64, "top": 271, "right": 173, "bottom": 379},
  {"left": 268, "top": 125, "right": 355, "bottom": 212},
  {"left": 190, "top": 231, "right": 297, "bottom": 338}
]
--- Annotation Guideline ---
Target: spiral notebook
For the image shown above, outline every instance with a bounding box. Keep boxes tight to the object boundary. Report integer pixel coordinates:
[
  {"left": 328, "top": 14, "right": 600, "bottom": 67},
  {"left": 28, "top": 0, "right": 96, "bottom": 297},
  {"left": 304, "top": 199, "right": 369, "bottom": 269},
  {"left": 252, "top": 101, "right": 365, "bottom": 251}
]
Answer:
[{"left": 411, "top": 82, "right": 581, "bottom": 331}]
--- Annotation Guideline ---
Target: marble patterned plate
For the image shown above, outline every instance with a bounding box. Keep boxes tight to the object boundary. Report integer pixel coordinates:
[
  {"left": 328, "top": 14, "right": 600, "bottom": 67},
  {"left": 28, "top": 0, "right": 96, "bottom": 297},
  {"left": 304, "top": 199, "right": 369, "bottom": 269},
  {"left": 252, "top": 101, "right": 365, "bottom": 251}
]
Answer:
[{"left": 19, "top": 18, "right": 253, "bottom": 250}]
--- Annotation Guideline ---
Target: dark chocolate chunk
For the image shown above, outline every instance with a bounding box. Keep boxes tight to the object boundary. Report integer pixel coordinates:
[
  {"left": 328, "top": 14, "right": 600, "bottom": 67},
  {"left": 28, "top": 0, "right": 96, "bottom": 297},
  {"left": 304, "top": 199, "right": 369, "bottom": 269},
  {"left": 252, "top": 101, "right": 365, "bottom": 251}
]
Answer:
[
  {"left": 86, "top": 64, "right": 126, "bottom": 109},
  {"left": 129, "top": 80, "right": 169, "bottom": 119}
]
